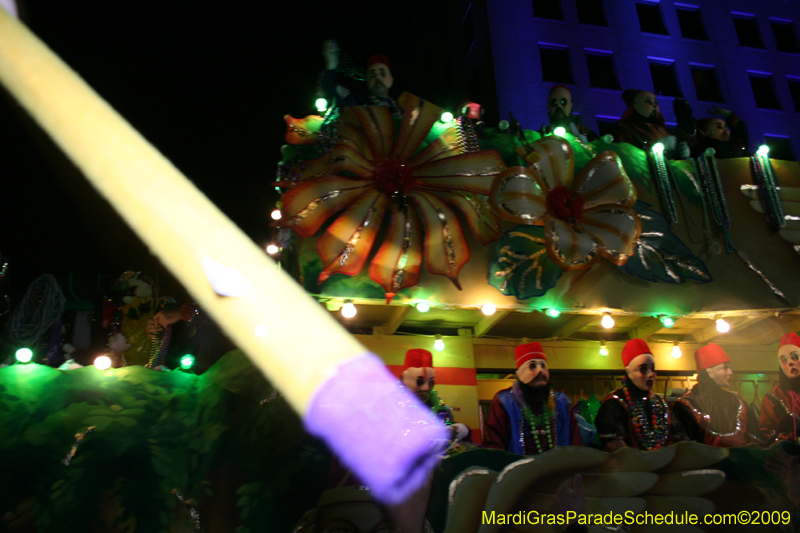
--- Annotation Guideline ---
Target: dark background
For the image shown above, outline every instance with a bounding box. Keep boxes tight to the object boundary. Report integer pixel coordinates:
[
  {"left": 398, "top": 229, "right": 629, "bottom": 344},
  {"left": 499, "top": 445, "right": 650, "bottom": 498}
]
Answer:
[{"left": 1, "top": 0, "right": 497, "bottom": 307}]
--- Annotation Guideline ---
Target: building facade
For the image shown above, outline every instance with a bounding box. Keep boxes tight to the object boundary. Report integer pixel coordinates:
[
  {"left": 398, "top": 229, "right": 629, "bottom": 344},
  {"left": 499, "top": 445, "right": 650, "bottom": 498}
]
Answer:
[{"left": 483, "top": 0, "right": 800, "bottom": 159}]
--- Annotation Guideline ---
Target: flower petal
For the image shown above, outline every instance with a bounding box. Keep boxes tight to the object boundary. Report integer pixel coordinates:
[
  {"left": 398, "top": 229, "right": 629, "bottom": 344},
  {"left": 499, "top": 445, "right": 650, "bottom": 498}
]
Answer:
[
  {"left": 408, "top": 191, "right": 470, "bottom": 289},
  {"left": 411, "top": 150, "right": 506, "bottom": 195},
  {"left": 432, "top": 191, "right": 502, "bottom": 245},
  {"left": 283, "top": 114, "right": 323, "bottom": 145},
  {"left": 544, "top": 215, "right": 602, "bottom": 271},
  {"left": 392, "top": 93, "right": 443, "bottom": 161},
  {"left": 340, "top": 105, "right": 394, "bottom": 161},
  {"left": 369, "top": 203, "right": 423, "bottom": 303},
  {"left": 580, "top": 204, "right": 641, "bottom": 266},
  {"left": 572, "top": 151, "right": 637, "bottom": 210},
  {"left": 528, "top": 136, "right": 575, "bottom": 190},
  {"left": 278, "top": 176, "right": 373, "bottom": 238},
  {"left": 318, "top": 190, "right": 389, "bottom": 283},
  {"left": 290, "top": 144, "right": 376, "bottom": 184},
  {"left": 489, "top": 166, "right": 549, "bottom": 225},
  {"left": 407, "top": 127, "right": 459, "bottom": 166},
  {"left": 336, "top": 121, "right": 375, "bottom": 161}
]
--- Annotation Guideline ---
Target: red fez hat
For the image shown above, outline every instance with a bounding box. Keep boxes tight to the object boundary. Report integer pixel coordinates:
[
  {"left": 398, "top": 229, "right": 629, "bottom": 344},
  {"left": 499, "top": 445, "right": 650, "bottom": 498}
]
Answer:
[
  {"left": 694, "top": 343, "right": 730, "bottom": 372},
  {"left": 515, "top": 342, "right": 546, "bottom": 369},
  {"left": 366, "top": 54, "right": 390, "bottom": 70},
  {"left": 548, "top": 84, "right": 571, "bottom": 98},
  {"left": 404, "top": 348, "right": 433, "bottom": 370},
  {"left": 779, "top": 333, "right": 800, "bottom": 350},
  {"left": 622, "top": 339, "right": 652, "bottom": 367}
]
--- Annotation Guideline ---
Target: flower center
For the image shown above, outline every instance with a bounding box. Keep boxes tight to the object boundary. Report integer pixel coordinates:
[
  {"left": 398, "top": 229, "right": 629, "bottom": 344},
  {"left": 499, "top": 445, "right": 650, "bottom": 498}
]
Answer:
[
  {"left": 546, "top": 186, "right": 584, "bottom": 223},
  {"left": 373, "top": 158, "right": 415, "bottom": 196}
]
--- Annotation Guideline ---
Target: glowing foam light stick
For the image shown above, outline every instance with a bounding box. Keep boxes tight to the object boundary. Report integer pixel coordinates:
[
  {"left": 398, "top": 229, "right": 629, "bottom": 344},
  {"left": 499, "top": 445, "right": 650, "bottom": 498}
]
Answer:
[{"left": 0, "top": 8, "right": 447, "bottom": 504}]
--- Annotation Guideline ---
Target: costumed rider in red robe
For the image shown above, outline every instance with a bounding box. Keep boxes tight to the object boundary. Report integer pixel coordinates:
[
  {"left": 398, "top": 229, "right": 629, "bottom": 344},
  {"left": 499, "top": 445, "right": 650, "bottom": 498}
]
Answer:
[
  {"left": 672, "top": 343, "right": 755, "bottom": 447},
  {"left": 612, "top": 89, "right": 689, "bottom": 159},
  {"left": 596, "top": 339, "right": 678, "bottom": 452},
  {"left": 538, "top": 85, "right": 598, "bottom": 143},
  {"left": 484, "top": 342, "right": 581, "bottom": 455},
  {"left": 760, "top": 333, "right": 800, "bottom": 444},
  {"left": 400, "top": 349, "right": 471, "bottom": 444}
]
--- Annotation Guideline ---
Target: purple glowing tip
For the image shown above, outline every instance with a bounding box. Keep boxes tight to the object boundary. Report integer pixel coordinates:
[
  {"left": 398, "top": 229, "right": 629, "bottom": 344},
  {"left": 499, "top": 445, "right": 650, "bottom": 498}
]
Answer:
[{"left": 304, "top": 352, "right": 450, "bottom": 504}]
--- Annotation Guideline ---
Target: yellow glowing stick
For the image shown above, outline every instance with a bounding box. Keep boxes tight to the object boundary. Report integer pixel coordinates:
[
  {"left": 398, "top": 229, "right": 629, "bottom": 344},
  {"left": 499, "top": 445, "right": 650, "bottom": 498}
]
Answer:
[{"left": 0, "top": 8, "right": 364, "bottom": 416}]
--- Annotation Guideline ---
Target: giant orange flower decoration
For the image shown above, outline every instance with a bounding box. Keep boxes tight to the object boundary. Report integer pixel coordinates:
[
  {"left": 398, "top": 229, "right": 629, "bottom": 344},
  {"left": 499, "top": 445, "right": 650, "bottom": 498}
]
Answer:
[
  {"left": 489, "top": 136, "right": 640, "bottom": 270},
  {"left": 277, "top": 93, "right": 506, "bottom": 301}
]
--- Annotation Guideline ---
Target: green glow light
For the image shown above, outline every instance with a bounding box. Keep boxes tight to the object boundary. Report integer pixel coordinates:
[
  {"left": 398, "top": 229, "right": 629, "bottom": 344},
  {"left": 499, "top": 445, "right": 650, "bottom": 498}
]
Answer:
[
  {"left": 433, "top": 338, "right": 445, "bottom": 352},
  {"left": 757, "top": 145, "right": 770, "bottom": 157},
  {"left": 440, "top": 112, "right": 454, "bottom": 123},
  {"left": 660, "top": 316, "right": 674, "bottom": 328},
  {"left": 600, "top": 346, "right": 609, "bottom": 356},
  {"left": 546, "top": 308, "right": 561, "bottom": 318},
  {"left": 15, "top": 348, "right": 33, "bottom": 363},
  {"left": 553, "top": 127, "right": 566, "bottom": 137},
  {"left": 315, "top": 98, "right": 328, "bottom": 112},
  {"left": 652, "top": 143, "right": 665, "bottom": 154},
  {"left": 416, "top": 302, "right": 430, "bottom": 313},
  {"left": 180, "top": 354, "right": 195, "bottom": 369}
]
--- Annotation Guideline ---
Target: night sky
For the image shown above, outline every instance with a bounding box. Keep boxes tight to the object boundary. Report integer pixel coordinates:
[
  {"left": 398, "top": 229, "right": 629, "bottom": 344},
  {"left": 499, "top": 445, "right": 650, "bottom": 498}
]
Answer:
[{"left": 1, "top": 0, "right": 477, "bottom": 303}]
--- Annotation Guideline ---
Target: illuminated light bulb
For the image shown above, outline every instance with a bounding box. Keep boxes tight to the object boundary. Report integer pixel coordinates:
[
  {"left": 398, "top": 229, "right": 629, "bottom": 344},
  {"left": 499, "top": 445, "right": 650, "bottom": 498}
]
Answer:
[
  {"left": 601, "top": 313, "right": 615, "bottom": 329},
  {"left": 416, "top": 302, "right": 430, "bottom": 313},
  {"left": 180, "top": 354, "right": 195, "bottom": 369},
  {"left": 716, "top": 318, "right": 730, "bottom": 333},
  {"left": 15, "top": 348, "right": 33, "bottom": 363},
  {"left": 315, "top": 98, "right": 328, "bottom": 112},
  {"left": 433, "top": 334, "right": 445, "bottom": 352},
  {"left": 599, "top": 342, "right": 608, "bottom": 357},
  {"left": 254, "top": 324, "right": 268, "bottom": 337},
  {"left": 757, "top": 145, "right": 770, "bottom": 157},
  {"left": 672, "top": 343, "right": 682, "bottom": 359},
  {"left": 266, "top": 244, "right": 279, "bottom": 255},
  {"left": 271, "top": 209, "right": 282, "bottom": 220},
  {"left": 440, "top": 111, "right": 454, "bottom": 123},
  {"left": 659, "top": 316, "right": 674, "bottom": 328},
  {"left": 553, "top": 126, "right": 566, "bottom": 137},
  {"left": 94, "top": 355, "right": 112, "bottom": 370},
  {"left": 341, "top": 302, "right": 357, "bottom": 318},
  {"left": 652, "top": 143, "right": 665, "bottom": 154},
  {"left": 481, "top": 303, "right": 497, "bottom": 316},
  {"left": 546, "top": 308, "right": 561, "bottom": 318}
]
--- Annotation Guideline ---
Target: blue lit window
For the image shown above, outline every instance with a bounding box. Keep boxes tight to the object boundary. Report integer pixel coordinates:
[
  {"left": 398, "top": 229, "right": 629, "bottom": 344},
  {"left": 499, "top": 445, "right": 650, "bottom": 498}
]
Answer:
[
  {"left": 637, "top": 2, "right": 668, "bottom": 35},
  {"left": 733, "top": 13, "right": 765, "bottom": 49},
  {"left": 649, "top": 58, "right": 682, "bottom": 97},
  {"left": 748, "top": 72, "right": 782, "bottom": 110}
]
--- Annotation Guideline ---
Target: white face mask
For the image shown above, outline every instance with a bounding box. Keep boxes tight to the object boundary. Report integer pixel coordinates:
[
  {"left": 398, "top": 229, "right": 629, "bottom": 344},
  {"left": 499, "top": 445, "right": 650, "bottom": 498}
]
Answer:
[
  {"left": 779, "top": 345, "right": 800, "bottom": 379},
  {"left": 401, "top": 366, "right": 435, "bottom": 401},
  {"left": 626, "top": 354, "right": 656, "bottom": 391},
  {"left": 516, "top": 359, "right": 549, "bottom": 387}
]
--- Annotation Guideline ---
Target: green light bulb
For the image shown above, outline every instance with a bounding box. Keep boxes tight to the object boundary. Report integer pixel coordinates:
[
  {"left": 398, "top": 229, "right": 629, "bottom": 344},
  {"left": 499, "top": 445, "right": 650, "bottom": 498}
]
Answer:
[
  {"left": 416, "top": 302, "right": 430, "bottom": 313},
  {"left": 440, "top": 112, "right": 454, "bottom": 123},
  {"left": 546, "top": 308, "right": 561, "bottom": 318},
  {"left": 180, "top": 354, "right": 195, "bottom": 369},
  {"left": 315, "top": 98, "right": 328, "bottom": 112},
  {"left": 15, "top": 348, "right": 32, "bottom": 363},
  {"left": 660, "top": 316, "right": 674, "bottom": 328},
  {"left": 553, "top": 126, "right": 566, "bottom": 137}
]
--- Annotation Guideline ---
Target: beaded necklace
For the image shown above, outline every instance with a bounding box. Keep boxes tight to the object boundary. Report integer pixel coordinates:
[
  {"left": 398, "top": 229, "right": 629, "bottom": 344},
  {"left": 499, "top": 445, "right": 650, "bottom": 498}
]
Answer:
[
  {"left": 145, "top": 325, "right": 172, "bottom": 369},
  {"left": 622, "top": 385, "right": 669, "bottom": 450},
  {"left": 520, "top": 402, "right": 556, "bottom": 454},
  {"left": 697, "top": 152, "right": 733, "bottom": 253},
  {"left": 454, "top": 117, "right": 480, "bottom": 154}
]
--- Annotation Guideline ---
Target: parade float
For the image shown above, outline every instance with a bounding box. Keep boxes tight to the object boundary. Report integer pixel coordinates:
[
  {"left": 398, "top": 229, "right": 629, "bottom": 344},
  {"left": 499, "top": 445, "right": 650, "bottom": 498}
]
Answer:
[{"left": 2, "top": 6, "right": 800, "bottom": 532}]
